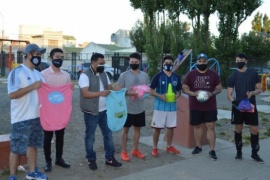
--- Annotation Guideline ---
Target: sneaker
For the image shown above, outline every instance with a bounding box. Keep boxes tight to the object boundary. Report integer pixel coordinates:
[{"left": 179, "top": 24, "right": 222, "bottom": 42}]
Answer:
[
  {"left": 235, "top": 152, "right": 242, "bottom": 160},
  {"left": 209, "top": 150, "right": 217, "bottom": 160},
  {"left": 105, "top": 157, "right": 122, "bottom": 167},
  {"left": 8, "top": 175, "right": 17, "bottom": 180},
  {"left": 152, "top": 148, "right": 159, "bottom": 157},
  {"left": 192, "top": 146, "right": 202, "bottom": 155},
  {"left": 166, "top": 146, "right": 180, "bottom": 154},
  {"left": 88, "top": 160, "right": 98, "bottom": 170},
  {"left": 251, "top": 154, "right": 264, "bottom": 164},
  {"left": 26, "top": 169, "right": 48, "bottom": 180},
  {"left": 121, "top": 151, "right": 130, "bottom": 162},
  {"left": 131, "top": 149, "right": 145, "bottom": 159}
]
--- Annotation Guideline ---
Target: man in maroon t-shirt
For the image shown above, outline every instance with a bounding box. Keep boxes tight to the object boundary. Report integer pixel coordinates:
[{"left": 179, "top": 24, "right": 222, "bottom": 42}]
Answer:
[{"left": 182, "top": 53, "right": 222, "bottom": 160}]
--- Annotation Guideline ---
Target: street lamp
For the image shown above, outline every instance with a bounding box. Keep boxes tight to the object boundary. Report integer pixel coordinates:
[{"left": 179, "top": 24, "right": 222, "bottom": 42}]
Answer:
[{"left": 0, "top": 12, "right": 4, "bottom": 76}]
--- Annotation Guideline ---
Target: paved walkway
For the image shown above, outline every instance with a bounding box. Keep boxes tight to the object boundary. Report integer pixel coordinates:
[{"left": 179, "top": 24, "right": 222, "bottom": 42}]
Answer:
[{"left": 114, "top": 136, "right": 270, "bottom": 180}]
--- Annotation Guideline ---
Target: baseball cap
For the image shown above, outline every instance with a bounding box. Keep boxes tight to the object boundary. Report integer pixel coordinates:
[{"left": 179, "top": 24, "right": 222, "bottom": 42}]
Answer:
[
  {"left": 24, "top": 44, "right": 46, "bottom": 54},
  {"left": 197, "top": 53, "right": 208, "bottom": 60}
]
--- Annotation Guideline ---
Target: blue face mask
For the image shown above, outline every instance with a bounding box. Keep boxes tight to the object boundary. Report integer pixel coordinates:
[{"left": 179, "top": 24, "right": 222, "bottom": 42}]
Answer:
[{"left": 163, "top": 64, "right": 173, "bottom": 71}]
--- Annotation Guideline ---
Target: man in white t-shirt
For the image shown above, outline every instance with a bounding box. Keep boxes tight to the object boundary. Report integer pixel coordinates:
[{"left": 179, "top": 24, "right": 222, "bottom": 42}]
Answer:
[
  {"left": 78, "top": 53, "right": 122, "bottom": 171},
  {"left": 7, "top": 44, "right": 48, "bottom": 180}
]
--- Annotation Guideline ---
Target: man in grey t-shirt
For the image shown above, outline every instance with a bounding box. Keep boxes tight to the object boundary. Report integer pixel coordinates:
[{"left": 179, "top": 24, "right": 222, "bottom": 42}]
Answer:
[{"left": 117, "top": 52, "right": 149, "bottom": 162}]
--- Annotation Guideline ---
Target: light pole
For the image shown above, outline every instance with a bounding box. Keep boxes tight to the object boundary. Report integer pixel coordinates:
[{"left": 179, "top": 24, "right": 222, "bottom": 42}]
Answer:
[{"left": 0, "top": 12, "right": 4, "bottom": 76}]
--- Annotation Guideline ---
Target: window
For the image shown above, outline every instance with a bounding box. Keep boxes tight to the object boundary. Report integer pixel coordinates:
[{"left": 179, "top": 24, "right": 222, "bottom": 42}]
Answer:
[{"left": 48, "top": 40, "right": 58, "bottom": 48}]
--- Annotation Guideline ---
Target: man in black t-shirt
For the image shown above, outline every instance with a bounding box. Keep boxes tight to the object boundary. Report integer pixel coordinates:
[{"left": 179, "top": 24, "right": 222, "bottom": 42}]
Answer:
[{"left": 227, "top": 53, "right": 264, "bottom": 163}]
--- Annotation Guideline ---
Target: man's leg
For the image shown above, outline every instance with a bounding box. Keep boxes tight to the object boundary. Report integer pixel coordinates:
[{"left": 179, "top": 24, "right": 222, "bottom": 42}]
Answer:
[
  {"left": 121, "top": 127, "right": 129, "bottom": 152},
  {"left": 249, "top": 125, "right": 263, "bottom": 163},
  {"left": 43, "top": 130, "right": 53, "bottom": 163},
  {"left": 205, "top": 122, "right": 216, "bottom": 150},
  {"left": 166, "top": 128, "right": 173, "bottom": 147},
  {"left": 153, "top": 128, "right": 161, "bottom": 148},
  {"left": 234, "top": 124, "right": 243, "bottom": 159},
  {"left": 133, "top": 126, "right": 141, "bottom": 150},
  {"left": 55, "top": 128, "right": 65, "bottom": 161},
  {"left": 194, "top": 124, "right": 203, "bottom": 147},
  {"left": 9, "top": 152, "right": 20, "bottom": 176},
  {"left": 27, "top": 146, "right": 37, "bottom": 173}
]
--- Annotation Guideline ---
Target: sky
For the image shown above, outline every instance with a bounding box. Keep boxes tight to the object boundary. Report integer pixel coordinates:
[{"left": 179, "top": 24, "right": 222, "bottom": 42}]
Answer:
[{"left": 0, "top": 0, "right": 269, "bottom": 45}]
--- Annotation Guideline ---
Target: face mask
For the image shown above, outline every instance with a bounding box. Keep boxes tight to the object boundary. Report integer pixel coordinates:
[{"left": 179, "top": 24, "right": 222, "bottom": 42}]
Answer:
[
  {"left": 130, "top": 64, "right": 139, "bottom": 70},
  {"left": 30, "top": 56, "right": 41, "bottom": 66},
  {"left": 163, "top": 64, "right": 173, "bottom": 71},
  {"left": 196, "top": 64, "right": 208, "bottom": 71},
  {"left": 52, "top": 59, "right": 63, "bottom": 68},
  {"left": 236, "top": 62, "right": 246, "bottom": 69},
  {"left": 96, "top": 65, "right": 104, "bottom": 73}
]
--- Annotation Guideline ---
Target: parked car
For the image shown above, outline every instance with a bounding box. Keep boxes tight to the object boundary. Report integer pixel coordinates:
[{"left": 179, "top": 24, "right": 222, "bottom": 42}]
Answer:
[
  {"left": 35, "top": 62, "right": 50, "bottom": 72},
  {"left": 230, "top": 66, "right": 270, "bottom": 74},
  {"left": 77, "top": 63, "right": 122, "bottom": 80}
]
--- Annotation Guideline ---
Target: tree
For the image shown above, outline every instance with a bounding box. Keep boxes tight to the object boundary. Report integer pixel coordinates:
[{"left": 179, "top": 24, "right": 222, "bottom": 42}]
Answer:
[
  {"left": 252, "top": 12, "right": 270, "bottom": 34},
  {"left": 130, "top": 20, "right": 146, "bottom": 53}
]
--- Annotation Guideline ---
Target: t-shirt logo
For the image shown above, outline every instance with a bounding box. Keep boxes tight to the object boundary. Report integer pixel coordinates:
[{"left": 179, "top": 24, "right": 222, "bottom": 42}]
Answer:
[
  {"left": 48, "top": 92, "right": 64, "bottom": 104},
  {"left": 194, "top": 76, "right": 210, "bottom": 88}
]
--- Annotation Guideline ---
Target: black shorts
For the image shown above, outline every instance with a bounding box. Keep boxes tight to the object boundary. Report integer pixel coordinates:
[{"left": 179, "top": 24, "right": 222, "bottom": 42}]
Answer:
[
  {"left": 124, "top": 111, "right": 146, "bottom": 128},
  {"left": 231, "top": 105, "right": 258, "bottom": 125},
  {"left": 190, "top": 110, "right": 218, "bottom": 126}
]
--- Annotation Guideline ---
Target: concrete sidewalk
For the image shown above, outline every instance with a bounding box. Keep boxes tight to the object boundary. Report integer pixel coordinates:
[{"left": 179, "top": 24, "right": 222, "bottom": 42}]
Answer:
[{"left": 114, "top": 135, "right": 270, "bottom": 180}]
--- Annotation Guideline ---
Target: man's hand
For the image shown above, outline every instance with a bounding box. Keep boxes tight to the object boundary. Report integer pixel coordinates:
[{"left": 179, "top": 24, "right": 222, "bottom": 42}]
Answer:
[
  {"left": 32, "top": 81, "right": 42, "bottom": 90},
  {"left": 100, "top": 90, "right": 111, "bottom": 97}
]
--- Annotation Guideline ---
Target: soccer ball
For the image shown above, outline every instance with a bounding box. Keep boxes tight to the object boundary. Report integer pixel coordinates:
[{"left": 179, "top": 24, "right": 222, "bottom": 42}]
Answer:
[{"left": 196, "top": 91, "right": 209, "bottom": 102}]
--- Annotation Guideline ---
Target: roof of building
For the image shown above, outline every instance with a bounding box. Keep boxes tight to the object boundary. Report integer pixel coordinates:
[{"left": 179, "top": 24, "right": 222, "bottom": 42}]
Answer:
[
  {"left": 96, "top": 43, "right": 126, "bottom": 51},
  {"left": 63, "top": 35, "right": 76, "bottom": 40},
  {"left": 64, "top": 47, "right": 83, "bottom": 53}
]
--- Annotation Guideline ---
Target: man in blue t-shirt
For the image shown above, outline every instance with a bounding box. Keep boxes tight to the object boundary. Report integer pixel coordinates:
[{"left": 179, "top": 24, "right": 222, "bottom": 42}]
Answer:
[{"left": 150, "top": 55, "right": 182, "bottom": 157}]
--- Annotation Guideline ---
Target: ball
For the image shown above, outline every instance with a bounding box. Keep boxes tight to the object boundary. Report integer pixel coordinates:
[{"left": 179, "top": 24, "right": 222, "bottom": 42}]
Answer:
[{"left": 196, "top": 91, "right": 209, "bottom": 102}]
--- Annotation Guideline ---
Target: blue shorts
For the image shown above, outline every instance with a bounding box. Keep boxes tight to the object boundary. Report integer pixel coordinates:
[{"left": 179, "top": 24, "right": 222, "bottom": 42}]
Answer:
[{"left": 10, "top": 118, "right": 44, "bottom": 154}]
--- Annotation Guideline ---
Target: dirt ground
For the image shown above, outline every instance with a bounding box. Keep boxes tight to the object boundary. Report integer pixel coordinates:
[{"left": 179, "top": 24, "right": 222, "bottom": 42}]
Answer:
[{"left": 0, "top": 82, "right": 269, "bottom": 179}]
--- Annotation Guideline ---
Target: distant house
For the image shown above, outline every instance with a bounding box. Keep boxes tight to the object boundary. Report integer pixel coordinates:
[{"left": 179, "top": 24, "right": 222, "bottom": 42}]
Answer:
[
  {"left": 111, "top": 29, "right": 132, "bottom": 48},
  {"left": 18, "top": 24, "right": 77, "bottom": 57}
]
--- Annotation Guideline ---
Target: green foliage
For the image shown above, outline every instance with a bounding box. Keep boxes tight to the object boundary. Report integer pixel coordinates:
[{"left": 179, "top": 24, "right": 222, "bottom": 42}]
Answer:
[
  {"left": 130, "top": 20, "right": 146, "bottom": 53},
  {"left": 252, "top": 12, "right": 270, "bottom": 33}
]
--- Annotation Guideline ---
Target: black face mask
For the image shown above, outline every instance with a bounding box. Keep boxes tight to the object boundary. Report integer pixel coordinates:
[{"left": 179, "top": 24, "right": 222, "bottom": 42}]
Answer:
[
  {"left": 130, "top": 64, "right": 139, "bottom": 70},
  {"left": 30, "top": 56, "right": 41, "bottom": 66},
  {"left": 163, "top": 64, "right": 173, "bottom": 71},
  {"left": 196, "top": 64, "right": 208, "bottom": 71},
  {"left": 96, "top": 65, "right": 104, "bottom": 73},
  {"left": 236, "top": 62, "right": 246, "bottom": 69},
  {"left": 52, "top": 59, "right": 63, "bottom": 68}
]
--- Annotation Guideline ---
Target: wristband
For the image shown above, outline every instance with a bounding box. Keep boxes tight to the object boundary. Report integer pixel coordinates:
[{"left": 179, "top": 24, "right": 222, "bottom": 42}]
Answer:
[{"left": 211, "top": 92, "right": 215, "bottom": 96}]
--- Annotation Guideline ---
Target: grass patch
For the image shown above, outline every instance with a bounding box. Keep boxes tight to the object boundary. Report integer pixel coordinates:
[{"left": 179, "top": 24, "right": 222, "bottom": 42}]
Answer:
[{"left": 263, "top": 128, "right": 270, "bottom": 136}]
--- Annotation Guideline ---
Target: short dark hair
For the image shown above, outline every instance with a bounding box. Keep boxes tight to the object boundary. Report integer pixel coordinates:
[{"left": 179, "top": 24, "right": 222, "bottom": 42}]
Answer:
[
  {"left": 129, "top": 52, "right": 141, "bottom": 61},
  {"left": 91, "top": 53, "right": 104, "bottom": 62},
  {"left": 236, "top": 53, "right": 248, "bottom": 60},
  {"left": 163, "top": 54, "right": 174, "bottom": 63},
  {"left": 50, "top": 48, "right": 63, "bottom": 58}
]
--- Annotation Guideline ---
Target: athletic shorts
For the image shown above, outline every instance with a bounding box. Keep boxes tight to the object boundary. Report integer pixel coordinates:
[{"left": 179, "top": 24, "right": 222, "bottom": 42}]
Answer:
[
  {"left": 231, "top": 105, "right": 258, "bottom": 125},
  {"left": 10, "top": 118, "right": 44, "bottom": 154},
  {"left": 151, "top": 110, "right": 176, "bottom": 128},
  {"left": 124, "top": 111, "right": 146, "bottom": 128},
  {"left": 190, "top": 110, "right": 217, "bottom": 126}
]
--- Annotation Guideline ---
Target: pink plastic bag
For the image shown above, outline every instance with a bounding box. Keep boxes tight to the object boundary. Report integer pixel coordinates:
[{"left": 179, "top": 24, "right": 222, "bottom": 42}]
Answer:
[{"left": 130, "top": 84, "right": 150, "bottom": 100}]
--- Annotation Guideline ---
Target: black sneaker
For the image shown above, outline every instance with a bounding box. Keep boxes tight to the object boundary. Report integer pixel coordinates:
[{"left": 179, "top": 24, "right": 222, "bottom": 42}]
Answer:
[
  {"left": 88, "top": 160, "right": 98, "bottom": 170},
  {"left": 209, "top": 150, "right": 217, "bottom": 160},
  {"left": 251, "top": 154, "right": 264, "bottom": 164},
  {"left": 105, "top": 157, "right": 122, "bottom": 167},
  {"left": 235, "top": 152, "right": 242, "bottom": 160},
  {"left": 192, "top": 146, "right": 202, "bottom": 155}
]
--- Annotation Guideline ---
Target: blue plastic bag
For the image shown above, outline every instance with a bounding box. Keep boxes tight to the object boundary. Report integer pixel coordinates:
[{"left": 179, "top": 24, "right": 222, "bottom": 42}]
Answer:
[
  {"left": 106, "top": 89, "right": 127, "bottom": 131},
  {"left": 237, "top": 98, "right": 252, "bottom": 111}
]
